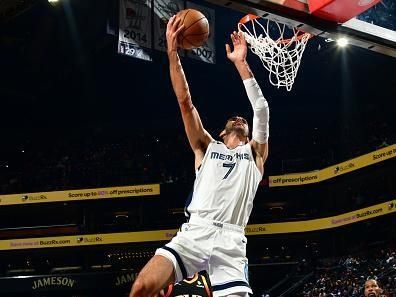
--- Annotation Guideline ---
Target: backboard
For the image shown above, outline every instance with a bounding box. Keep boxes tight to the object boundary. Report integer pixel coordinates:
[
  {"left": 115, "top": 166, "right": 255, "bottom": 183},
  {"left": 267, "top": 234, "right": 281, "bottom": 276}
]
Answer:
[{"left": 204, "top": 0, "right": 396, "bottom": 57}]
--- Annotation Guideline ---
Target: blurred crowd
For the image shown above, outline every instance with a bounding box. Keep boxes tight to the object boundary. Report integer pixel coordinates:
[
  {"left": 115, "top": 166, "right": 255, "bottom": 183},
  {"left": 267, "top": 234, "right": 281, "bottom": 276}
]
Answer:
[
  {"left": 0, "top": 131, "right": 194, "bottom": 194},
  {"left": 0, "top": 117, "right": 393, "bottom": 195},
  {"left": 299, "top": 247, "right": 396, "bottom": 297}
]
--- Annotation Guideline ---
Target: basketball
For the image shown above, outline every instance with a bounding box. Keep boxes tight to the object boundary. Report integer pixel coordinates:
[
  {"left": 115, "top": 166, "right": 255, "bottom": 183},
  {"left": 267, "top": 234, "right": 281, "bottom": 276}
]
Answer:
[{"left": 176, "top": 9, "right": 209, "bottom": 50}]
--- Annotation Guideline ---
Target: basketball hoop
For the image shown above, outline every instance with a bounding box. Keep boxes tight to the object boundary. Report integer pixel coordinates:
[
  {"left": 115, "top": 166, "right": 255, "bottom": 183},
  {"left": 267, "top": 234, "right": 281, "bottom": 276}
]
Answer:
[{"left": 238, "top": 14, "right": 312, "bottom": 91}]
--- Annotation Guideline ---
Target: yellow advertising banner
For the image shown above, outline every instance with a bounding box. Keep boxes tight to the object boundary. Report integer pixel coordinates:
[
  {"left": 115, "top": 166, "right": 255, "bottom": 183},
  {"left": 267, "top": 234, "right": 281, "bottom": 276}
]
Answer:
[
  {"left": 0, "top": 184, "right": 160, "bottom": 206},
  {"left": 269, "top": 171, "right": 320, "bottom": 187},
  {"left": 0, "top": 229, "right": 177, "bottom": 251},
  {"left": 0, "top": 200, "right": 394, "bottom": 250},
  {"left": 245, "top": 200, "right": 395, "bottom": 235},
  {"left": 269, "top": 144, "right": 396, "bottom": 187}
]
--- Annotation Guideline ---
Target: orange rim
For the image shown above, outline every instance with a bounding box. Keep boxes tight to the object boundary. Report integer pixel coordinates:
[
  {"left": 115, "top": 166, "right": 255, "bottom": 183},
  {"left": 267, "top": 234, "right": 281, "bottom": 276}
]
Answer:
[
  {"left": 239, "top": 14, "right": 260, "bottom": 24},
  {"left": 279, "top": 31, "right": 312, "bottom": 44},
  {"left": 238, "top": 14, "right": 313, "bottom": 45}
]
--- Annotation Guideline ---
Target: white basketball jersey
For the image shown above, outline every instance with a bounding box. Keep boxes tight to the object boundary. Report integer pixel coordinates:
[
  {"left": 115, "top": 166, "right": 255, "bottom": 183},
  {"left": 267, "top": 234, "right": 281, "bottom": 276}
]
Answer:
[{"left": 186, "top": 141, "right": 262, "bottom": 227}]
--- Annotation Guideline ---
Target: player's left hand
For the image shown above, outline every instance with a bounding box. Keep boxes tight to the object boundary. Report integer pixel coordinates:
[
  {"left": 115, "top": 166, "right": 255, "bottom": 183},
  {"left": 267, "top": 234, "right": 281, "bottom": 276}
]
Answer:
[
  {"left": 225, "top": 31, "right": 248, "bottom": 63},
  {"left": 166, "top": 15, "right": 185, "bottom": 53}
]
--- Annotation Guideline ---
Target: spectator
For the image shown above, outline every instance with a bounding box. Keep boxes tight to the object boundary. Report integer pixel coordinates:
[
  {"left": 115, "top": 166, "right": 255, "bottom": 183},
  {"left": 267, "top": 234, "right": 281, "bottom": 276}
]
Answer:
[{"left": 364, "top": 279, "right": 383, "bottom": 297}]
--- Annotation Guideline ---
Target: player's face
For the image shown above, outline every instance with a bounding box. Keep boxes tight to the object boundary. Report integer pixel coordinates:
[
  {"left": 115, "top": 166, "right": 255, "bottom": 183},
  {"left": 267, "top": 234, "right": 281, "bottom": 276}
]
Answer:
[
  {"left": 364, "top": 280, "right": 382, "bottom": 297},
  {"left": 225, "top": 116, "right": 249, "bottom": 137}
]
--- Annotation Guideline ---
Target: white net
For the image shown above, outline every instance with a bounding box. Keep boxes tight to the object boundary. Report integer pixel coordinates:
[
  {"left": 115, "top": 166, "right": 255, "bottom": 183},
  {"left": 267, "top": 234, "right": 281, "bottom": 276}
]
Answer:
[{"left": 239, "top": 16, "right": 311, "bottom": 91}]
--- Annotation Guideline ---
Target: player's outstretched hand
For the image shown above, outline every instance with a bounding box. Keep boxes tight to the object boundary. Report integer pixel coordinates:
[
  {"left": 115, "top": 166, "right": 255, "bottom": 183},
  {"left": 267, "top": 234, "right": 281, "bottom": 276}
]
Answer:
[
  {"left": 166, "top": 15, "right": 185, "bottom": 53},
  {"left": 226, "top": 31, "right": 248, "bottom": 64}
]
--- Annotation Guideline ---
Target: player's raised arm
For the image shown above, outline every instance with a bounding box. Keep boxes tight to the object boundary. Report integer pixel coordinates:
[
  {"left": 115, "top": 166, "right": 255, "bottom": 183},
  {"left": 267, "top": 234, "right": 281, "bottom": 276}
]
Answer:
[
  {"left": 166, "top": 15, "right": 213, "bottom": 168},
  {"left": 226, "top": 31, "right": 269, "bottom": 172}
]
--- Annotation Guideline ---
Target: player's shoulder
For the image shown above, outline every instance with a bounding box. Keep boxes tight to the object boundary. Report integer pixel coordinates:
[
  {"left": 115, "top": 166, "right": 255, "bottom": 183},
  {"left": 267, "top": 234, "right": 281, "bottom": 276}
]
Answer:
[
  {"left": 206, "top": 140, "right": 224, "bottom": 149},
  {"left": 182, "top": 270, "right": 210, "bottom": 285},
  {"left": 195, "top": 270, "right": 212, "bottom": 296},
  {"left": 166, "top": 270, "right": 213, "bottom": 297},
  {"left": 199, "top": 270, "right": 212, "bottom": 286}
]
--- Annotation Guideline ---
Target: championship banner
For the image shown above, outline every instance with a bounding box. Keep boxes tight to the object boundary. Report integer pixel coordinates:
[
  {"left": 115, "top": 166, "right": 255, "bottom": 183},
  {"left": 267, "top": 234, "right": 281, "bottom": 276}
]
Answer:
[
  {"left": 153, "top": 0, "right": 184, "bottom": 53},
  {"left": 0, "top": 199, "right": 394, "bottom": 250},
  {"left": 269, "top": 144, "right": 396, "bottom": 187},
  {"left": 186, "top": 1, "right": 215, "bottom": 64},
  {"left": 118, "top": 0, "right": 152, "bottom": 61},
  {"left": 0, "top": 184, "right": 160, "bottom": 206}
]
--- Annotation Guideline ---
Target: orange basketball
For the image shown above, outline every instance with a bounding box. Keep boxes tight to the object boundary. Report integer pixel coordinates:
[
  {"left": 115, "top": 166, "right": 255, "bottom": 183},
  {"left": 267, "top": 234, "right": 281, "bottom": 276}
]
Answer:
[{"left": 176, "top": 9, "right": 209, "bottom": 50}]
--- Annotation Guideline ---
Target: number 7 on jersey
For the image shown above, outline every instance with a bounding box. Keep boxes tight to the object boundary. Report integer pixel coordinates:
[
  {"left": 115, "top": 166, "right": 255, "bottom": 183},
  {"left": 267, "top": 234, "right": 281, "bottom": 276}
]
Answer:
[{"left": 222, "top": 162, "right": 236, "bottom": 179}]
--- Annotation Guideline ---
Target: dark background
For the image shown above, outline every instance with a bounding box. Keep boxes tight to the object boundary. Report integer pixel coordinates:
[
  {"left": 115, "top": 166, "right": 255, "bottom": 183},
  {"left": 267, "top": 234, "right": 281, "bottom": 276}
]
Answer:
[
  {"left": 1, "top": 0, "right": 395, "bottom": 175},
  {"left": 0, "top": 0, "right": 395, "bottom": 296}
]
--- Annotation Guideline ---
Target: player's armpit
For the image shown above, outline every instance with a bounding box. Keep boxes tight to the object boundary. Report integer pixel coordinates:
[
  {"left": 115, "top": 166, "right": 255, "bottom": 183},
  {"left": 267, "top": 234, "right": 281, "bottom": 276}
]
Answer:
[{"left": 250, "top": 140, "right": 268, "bottom": 174}]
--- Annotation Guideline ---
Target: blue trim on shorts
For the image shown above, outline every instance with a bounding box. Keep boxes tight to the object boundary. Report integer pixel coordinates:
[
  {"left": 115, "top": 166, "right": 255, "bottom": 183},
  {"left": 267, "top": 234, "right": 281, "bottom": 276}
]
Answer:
[
  {"left": 212, "top": 280, "right": 251, "bottom": 292},
  {"left": 162, "top": 246, "right": 187, "bottom": 279}
]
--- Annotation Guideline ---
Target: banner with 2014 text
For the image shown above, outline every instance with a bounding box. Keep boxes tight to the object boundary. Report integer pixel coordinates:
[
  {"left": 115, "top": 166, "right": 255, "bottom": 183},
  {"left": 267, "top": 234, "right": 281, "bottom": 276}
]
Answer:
[{"left": 118, "top": 0, "right": 153, "bottom": 61}]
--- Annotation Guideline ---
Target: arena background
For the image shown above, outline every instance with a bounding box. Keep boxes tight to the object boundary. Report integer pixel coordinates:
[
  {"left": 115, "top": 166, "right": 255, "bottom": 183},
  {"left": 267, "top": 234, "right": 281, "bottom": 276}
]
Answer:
[{"left": 0, "top": 0, "right": 395, "bottom": 296}]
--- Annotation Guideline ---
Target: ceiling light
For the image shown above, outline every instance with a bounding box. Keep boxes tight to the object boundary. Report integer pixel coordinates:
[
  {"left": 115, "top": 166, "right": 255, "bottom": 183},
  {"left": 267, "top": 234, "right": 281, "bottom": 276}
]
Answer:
[{"left": 337, "top": 37, "right": 349, "bottom": 47}]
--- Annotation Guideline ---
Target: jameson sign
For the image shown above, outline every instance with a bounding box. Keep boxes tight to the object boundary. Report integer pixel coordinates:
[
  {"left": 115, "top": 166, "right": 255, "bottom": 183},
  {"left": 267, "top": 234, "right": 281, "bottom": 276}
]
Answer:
[
  {"left": 0, "top": 271, "right": 137, "bottom": 292},
  {"left": 32, "top": 276, "right": 76, "bottom": 290}
]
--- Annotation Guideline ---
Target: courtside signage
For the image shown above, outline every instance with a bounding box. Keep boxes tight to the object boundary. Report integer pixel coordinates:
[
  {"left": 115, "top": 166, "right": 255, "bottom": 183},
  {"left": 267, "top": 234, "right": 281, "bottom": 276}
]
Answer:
[
  {"left": 0, "top": 200, "right": 394, "bottom": 250},
  {"left": 245, "top": 200, "right": 395, "bottom": 235},
  {"left": 269, "top": 144, "right": 396, "bottom": 187},
  {"left": 0, "top": 270, "right": 139, "bottom": 292},
  {"left": 0, "top": 184, "right": 160, "bottom": 206},
  {"left": 0, "top": 229, "right": 177, "bottom": 251}
]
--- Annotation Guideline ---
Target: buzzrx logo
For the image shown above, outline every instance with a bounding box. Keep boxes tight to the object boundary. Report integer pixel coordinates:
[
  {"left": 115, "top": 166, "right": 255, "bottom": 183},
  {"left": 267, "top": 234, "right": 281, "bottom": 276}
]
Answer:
[
  {"left": 76, "top": 236, "right": 103, "bottom": 244},
  {"left": 334, "top": 162, "right": 355, "bottom": 174},
  {"left": 21, "top": 194, "right": 47, "bottom": 201}
]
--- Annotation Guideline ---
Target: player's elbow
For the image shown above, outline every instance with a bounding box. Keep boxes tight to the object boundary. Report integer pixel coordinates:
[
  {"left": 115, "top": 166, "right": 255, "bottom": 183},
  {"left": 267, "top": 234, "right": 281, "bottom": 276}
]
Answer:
[
  {"left": 253, "top": 131, "right": 269, "bottom": 144},
  {"left": 254, "top": 98, "right": 269, "bottom": 113},
  {"left": 179, "top": 98, "right": 194, "bottom": 114}
]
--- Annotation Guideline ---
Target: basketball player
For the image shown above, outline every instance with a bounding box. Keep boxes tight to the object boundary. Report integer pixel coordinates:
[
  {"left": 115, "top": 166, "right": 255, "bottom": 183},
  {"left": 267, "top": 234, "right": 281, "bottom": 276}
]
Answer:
[
  {"left": 130, "top": 15, "right": 269, "bottom": 297},
  {"left": 364, "top": 279, "right": 383, "bottom": 297},
  {"left": 162, "top": 270, "right": 212, "bottom": 297}
]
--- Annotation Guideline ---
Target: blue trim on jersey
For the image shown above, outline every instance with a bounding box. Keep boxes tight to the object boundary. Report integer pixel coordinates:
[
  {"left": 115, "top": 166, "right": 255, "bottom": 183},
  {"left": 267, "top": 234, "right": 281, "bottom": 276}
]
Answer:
[
  {"left": 162, "top": 246, "right": 187, "bottom": 279},
  {"left": 212, "top": 280, "right": 251, "bottom": 292},
  {"left": 184, "top": 189, "right": 193, "bottom": 219}
]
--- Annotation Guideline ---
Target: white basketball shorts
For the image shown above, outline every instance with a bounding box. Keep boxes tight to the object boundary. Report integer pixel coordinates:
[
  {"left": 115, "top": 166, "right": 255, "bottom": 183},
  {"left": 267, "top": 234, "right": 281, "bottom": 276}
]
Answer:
[{"left": 156, "top": 215, "right": 252, "bottom": 297}]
